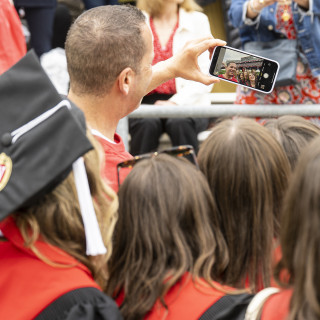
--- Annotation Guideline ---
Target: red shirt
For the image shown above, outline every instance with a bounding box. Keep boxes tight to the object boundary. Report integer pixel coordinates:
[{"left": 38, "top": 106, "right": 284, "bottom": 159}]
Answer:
[
  {"left": 116, "top": 272, "right": 234, "bottom": 319},
  {"left": 94, "top": 133, "right": 132, "bottom": 192},
  {"left": 218, "top": 74, "right": 238, "bottom": 83},
  {"left": 148, "top": 16, "right": 179, "bottom": 95}
]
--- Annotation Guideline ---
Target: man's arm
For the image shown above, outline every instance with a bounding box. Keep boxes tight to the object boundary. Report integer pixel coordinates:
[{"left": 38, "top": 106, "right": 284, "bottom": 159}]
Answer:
[{"left": 146, "top": 37, "right": 227, "bottom": 94}]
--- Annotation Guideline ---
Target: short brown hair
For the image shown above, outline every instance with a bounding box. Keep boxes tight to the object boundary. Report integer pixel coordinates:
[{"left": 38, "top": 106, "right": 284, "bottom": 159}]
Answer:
[
  {"left": 137, "top": 0, "right": 202, "bottom": 17},
  {"left": 65, "top": 5, "right": 146, "bottom": 97},
  {"left": 264, "top": 115, "right": 320, "bottom": 170},
  {"left": 198, "top": 118, "right": 290, "bottom": 292},
  {"left": 279, "top": 136, "right": 320, "bottom": 320},
  {"left": 106, "top": 154, "right": 229, "bottom": 319}
]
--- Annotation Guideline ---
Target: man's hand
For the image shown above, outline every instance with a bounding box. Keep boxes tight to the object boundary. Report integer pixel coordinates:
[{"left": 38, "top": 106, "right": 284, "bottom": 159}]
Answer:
[
  {"left": 148, "top": 37, "right": 226, "bottom": 93},
  {"left": 167, "top": 37, "right": 227, "bottom": 85}
]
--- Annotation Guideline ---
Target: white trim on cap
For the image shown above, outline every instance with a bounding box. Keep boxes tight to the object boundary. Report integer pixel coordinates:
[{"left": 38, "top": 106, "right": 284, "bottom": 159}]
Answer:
[{"left": 11, "top": 100, "right": 72, "bottom": 144}]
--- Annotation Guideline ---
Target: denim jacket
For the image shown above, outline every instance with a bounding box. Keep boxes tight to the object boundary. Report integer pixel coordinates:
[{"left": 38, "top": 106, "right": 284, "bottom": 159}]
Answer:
[{"left": 228, "top": 0, "right": 320, "bottom": 78}]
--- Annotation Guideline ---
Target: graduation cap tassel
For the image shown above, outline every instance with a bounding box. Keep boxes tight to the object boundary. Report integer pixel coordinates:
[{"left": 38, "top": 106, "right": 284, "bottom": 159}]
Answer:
[{"left": 72, "top": 157, "right": 107, "bottom": 256}]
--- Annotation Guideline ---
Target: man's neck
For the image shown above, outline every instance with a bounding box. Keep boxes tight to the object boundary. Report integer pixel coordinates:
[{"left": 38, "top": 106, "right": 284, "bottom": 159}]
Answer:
[{"left": 68, "top": 90, "right": 119, "bottom": 141}]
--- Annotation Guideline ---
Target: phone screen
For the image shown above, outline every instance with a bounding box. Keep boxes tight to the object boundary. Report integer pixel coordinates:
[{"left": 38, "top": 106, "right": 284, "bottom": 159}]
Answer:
[{"left": 209, "top": 46, "right": 279, "bottom": 94}]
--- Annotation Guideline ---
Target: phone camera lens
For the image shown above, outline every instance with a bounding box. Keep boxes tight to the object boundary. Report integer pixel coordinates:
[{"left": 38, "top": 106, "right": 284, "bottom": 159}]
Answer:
[{"left": 263, "top": 73, "right": 269, "bottom": 79}]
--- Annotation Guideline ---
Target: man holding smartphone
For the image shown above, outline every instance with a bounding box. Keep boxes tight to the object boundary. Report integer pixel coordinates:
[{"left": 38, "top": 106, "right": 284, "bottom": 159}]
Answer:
[
  {"left": 219, "top": 61, "right": 238, "bottom": 82},
  {"left": 65, "top": 5, "right": 225, "bottom": 191}
]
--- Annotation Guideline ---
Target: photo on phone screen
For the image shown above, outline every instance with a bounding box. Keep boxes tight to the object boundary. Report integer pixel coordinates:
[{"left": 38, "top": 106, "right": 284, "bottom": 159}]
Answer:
[{"left": 209, "top": 46, "right": 279, "bottom": 94}]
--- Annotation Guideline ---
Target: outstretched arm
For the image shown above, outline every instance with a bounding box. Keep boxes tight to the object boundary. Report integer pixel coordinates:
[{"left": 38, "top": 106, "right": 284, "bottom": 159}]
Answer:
[{"left": 147, "top": 37, "right": 227, "bottom": 94}]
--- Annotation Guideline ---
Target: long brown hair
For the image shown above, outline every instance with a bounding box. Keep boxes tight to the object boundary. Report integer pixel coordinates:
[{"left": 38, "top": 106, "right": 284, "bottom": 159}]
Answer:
[
  {"left": 106, "top": 154, "right": 229, "bottom": 319},
  {"left": 279, "top": 135, "right": 320, "bottom": 320},
  {"left": 198, "top": 118, "right": 290, "bottom": 292},
  {"left": 14, "top": 133, "right": 118, "bottom": 289},
  {"left": 264, "top": 115, "right": 320, "bottom": 170}
]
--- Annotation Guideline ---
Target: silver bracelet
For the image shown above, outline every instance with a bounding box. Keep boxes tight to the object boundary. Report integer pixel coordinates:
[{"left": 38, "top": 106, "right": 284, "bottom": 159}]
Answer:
[{"left": 249, "top": 0, "right": 261, "bottom": 14}]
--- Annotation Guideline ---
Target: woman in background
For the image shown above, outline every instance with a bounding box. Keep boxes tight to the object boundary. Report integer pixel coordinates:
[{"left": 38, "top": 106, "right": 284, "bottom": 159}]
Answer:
[
  {"left": 229, "top": 0, "right": 320, "bottom": 105},
  {"left": 129, "top": 0, "right": 213, "bottom": 155}
]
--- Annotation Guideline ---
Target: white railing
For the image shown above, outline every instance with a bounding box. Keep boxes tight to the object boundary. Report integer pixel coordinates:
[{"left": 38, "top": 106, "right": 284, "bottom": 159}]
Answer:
[{"left": 117, "top": 93, "right": 320, "bottom": 150}]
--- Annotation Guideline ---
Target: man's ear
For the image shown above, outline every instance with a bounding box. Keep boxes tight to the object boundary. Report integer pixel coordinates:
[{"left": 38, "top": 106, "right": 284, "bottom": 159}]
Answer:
[{"left": 118, "top": 67, "right": 135, "bottom": 95}]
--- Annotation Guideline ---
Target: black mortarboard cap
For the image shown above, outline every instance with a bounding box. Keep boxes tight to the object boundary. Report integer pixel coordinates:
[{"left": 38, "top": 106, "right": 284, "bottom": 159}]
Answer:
[{"left": 0, "top": 50, "right": 93, "bottom": 221}]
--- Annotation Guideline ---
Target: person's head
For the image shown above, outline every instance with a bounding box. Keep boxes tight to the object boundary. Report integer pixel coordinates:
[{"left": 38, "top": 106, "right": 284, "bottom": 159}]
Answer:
[
  {"left": 106, "top": 154, "right": 229, "bottom": 319},
  {"left": 137, "top": 0, "right": 202, "bottom": 16},
  {"left": 239, "top": 72, "right": 244, "bottom": 80},
  {"left": 14, "top": 132, "right": 118, "bottom": 289},
  {"left": 249, "top": 72, "right": 256, "bottom": 87},
  {"left": 264, "top": 115, "right": 320, "bottom": 170},
  {"left": 65, "top": 5, "right": 153, "bottom": 113},
  {"left": 249, "top": 72, "right": 256, "bottom": 81},
  {"left": 225, "top": 61, "right": 237, "bottom": 79},
  {"left": 244, "top": 70, "right": 249, "bottom": 79},
  {"left": 198, "top": 117, "right": 290, "bottom": 291},
  {"left": 279, "top": 136, "right": 320, "bottom": 320}
]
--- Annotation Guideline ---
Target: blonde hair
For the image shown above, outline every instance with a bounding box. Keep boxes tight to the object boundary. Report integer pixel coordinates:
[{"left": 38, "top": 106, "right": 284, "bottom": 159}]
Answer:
[
  {"left": 14, "top": 132, "right": 118, "bottom": 289},
  {"left": 137, "top": 0, "right": 202, "bottom": 17}
]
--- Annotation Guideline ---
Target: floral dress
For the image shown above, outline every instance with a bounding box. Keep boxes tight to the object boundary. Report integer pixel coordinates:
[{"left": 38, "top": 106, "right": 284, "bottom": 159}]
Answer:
[{"left": 235, "top": 3, "right": 320, "bottom": 106}]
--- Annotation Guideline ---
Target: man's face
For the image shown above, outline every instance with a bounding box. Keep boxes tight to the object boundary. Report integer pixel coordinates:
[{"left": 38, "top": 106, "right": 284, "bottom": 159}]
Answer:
[
  {"left": 129, "top": 23, "right": 154, "bottom": 113},
  {"left": 226, "top": 63, "right": 237, "bottom": 78}
]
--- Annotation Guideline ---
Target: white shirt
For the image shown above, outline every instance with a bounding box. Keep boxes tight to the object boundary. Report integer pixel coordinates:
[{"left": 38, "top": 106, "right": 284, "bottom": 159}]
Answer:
[{"left": 144, "top": 8, "right": 214, "bottom": 106}]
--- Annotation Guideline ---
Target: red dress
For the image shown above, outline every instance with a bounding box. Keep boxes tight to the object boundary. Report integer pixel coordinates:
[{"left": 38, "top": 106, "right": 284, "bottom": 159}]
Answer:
[
  {"left": 236, "top": 3, "right": 320, "bottom": 106},
  {"left": 148, "top": 16, "right": 179, "bottom": 95}
]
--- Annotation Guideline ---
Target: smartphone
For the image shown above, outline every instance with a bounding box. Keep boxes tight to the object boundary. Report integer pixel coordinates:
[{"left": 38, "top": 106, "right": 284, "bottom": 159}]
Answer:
[{"left": 209, "top": 46, "right": 279, "bottom": 94}]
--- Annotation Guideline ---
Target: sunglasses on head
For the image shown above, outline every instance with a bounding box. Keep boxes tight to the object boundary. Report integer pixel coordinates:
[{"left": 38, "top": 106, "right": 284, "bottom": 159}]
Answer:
[{"left": 117, "top": 145, "right": 199, "bottom": 188}]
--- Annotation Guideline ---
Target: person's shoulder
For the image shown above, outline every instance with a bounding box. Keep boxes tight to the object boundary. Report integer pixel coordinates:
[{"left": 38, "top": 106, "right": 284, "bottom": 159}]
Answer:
[
  {"left": 36, "top": 287, "right": 123, "bottom": 320},
  {"left": 260, "top": 289, "right": 292, "bottom": 320}
]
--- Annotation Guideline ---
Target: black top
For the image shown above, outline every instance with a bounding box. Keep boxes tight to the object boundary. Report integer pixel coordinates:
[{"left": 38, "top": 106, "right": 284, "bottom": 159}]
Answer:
[{"left": 35, "top": 287, "right": 123, "bottom": 320}]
